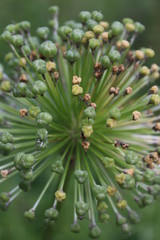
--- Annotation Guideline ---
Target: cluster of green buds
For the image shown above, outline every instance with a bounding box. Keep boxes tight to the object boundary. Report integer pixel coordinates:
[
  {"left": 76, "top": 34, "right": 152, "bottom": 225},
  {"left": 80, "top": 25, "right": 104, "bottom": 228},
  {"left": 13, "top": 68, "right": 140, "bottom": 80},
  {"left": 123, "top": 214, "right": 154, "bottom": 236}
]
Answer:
[{"left": 0, "top": 5, "right": 160, "bottom": 238}]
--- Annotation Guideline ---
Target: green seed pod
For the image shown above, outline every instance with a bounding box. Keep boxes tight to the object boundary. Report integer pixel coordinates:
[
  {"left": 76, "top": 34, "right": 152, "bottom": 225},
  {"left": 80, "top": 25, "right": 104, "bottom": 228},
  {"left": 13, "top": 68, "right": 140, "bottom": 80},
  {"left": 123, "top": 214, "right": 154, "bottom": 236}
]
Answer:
[
  {"left": 31, "top": 80, "right": 47, "bottom": 96},
  {"left": 82, "top": 125, "right": 93, "bottom": 138},
  {"left": 79, "top": 11, "right": 91, "bottom": 23},
  {"left": 8, "top": 58, "right": 19, "bottom": 68},
  {"left": 36, "top": 112, "right": 53, "bottom": 126},
  {"left": 36, "top": 27, "right": 49, "bottom": 39},
  {"left": 16, "top": 82, "right": 28, "bottom": 97},
  {"left": 20, "top": 169, "right": 34, "bottom": 181},
  {"left": 25, "top": 89, "right": 34, "bottom": 98},
  {"left": 21, "top": 154, "right": 35, "bottom": 169},
  {"left": 121, "top": 174, "right": 135, "bottom": 189},
  {"left": 18, "top": 21, "right": 31, "bottom": 31},
  {"left": 75, "top": 201, "right": 89, "bottom": 217},
  {"left": 125, "top": 151, "right": 138, "bottom": 165},
  {"left": 135, "top": 22, "right": 145, "bottom": 33},
  {"left": 65, "top": 49, "right": 80, "bottom": 64},
  {"left": 93, "top": 184, "right": 107, "bottom": 200},
  {"left": 100, "top": 56, "right": 111, "bottom": 69},
  {"left": 0, "top": 192, "right": 10, "bottom": 203},
  {"left": 45, "top": 207, "right": 59, "bottom": 220},
  {"left": 122, "top": 18, "right": 134, "bottom": 24},
  {"left": 101, "top": 157, "right": 115, "bottom": 168},
  {"left": 111, "top": 21, "right": 124, "bottom": 36},
  {"left": 21, "top": 45, "right": 31, "bottom": 56},
  {"left": 128, "top": 210, "right": 140, "bottom": 224},
  {"left": 122, "top": 223, "right": 132, "bottom": 234},
  {"left": 48, "top": 6, "right": 59, "bottom": 15},
  {"left": 5, "top": 24, "right": 17, "bottom": 33},
  {"left": 142, "top": 194, "right": 154, "bottom": 206},
  {"left": 74, "top": 170, "right": 88, "bottom": 184},
  {"left": 70, "top": 222, "right": 81, "bottom": 233},
  {"left": 109, "top": 108, "right": 121, "bottom": 120},
  {"left": 97, "top": 201, "right": 108, "bottom": 213},
  {"left": 40, "top": 41, "right": 57, "bottom": 58},
  {"left": 51, "top": 161, "right": 64, "bottom": 174},
  {"left": 93, "top": 24, "right": 104, "bottom": 35},
  {"left": 1, "top": 131, "right": 14, "bottom": 144},
  {"left": 14, "top": 152, "right": 25, "bottom": 170},
  {"left": 24, "top": 210, "right": 35, "bottom": 221},
  {"left": 89, "top": 38, "right": 100, "bottom": 50},
  {"left": 58, "top": 26, "right": 72, "bottom": 40},
  {"left": 86, "top": 19, "right": 98, "bottom": 30},
  {"left": 29, "top": 106, "right": 41, "bottom": 118},
  {"left": 84, "top": 107, "right": 96, "bottom": 119},
  {"left": 1, "top": 31, "right": 12, "bottom": 42},
  {"left": 65, "top": 20, "right": 82, "bottom": 30},
  {"left": 19, "top": 180, "right": 31, "bottom": 192},
  {"left": 149, "top": 184, "right": 160, "bottom": 197},
  {"left": 99, "top": 213, "right": 110, "bottom": 223},
  {"left": 89, "top": 225, "right": 101, "bottom": 239},
  {"left": 144, "top": 169, "right": 155, "bottom": 183},
  {"left": 11, "top": 35, "right": 24, "bottom": 47},
  {"left": 154, "top": 174, "right": 160, "bottom": 184},
  {"left": 149, "top": 94, "right": 160, "bottom": 106},
  {"left": 144, "top": 48, "right": 155, "bottom": 58},
  {"left": 71, "top": 29, "right": 84, "bottom": 44},
  {"left": 2, "top": 143, "right": 14, "bottom": 156},
  {"left": 32, "top": 59, "right": 47, "bottom": 75},
  {"left": 108, "top": 50, "right": 121, "bottom": 63},
  {"left": 36, "top": 128, "right": 48, "bottom": 150},
  {"left": 116, "top": 214, "right": 127, "bottom": 226},
  {"left": 92, "top": 11, "right": 103, "bottom": 22},
  {"left": 1, "top": 81, "right": 11, "bottom": 92}
]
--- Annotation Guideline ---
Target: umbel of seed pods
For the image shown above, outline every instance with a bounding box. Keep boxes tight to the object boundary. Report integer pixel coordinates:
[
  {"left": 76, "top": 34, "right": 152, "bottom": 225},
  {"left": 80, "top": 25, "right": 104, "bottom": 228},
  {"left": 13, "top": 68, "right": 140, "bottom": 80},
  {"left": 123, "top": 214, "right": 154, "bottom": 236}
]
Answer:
[{"left": 0, "top": 5, "right": 160, "bottom": 238}]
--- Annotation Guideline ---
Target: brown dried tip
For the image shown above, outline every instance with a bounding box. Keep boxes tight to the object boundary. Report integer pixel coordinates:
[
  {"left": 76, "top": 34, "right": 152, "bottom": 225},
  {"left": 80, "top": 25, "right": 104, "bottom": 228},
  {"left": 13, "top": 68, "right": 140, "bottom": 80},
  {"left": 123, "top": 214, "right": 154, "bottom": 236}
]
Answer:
[
  {"left": 153, "top": 123, "right": 160, "bottom": 132},
  {"left": 124, "top": 87, "right": 132, "bottom": 96},
  {"left": 82, "top": 141, "right": 90, "bottom": 151},
  {"left": 72, "top": 76, "right": 81, "bottom": 85},
  {"left": 124, "top": 168, "right": 134, "bottom": 176},
  {"left": 90, "top": 102, "right": 97, "bottom": 108},
  {"left": 114, "top": 140, "right": 129, "bottom": 149},
  {"left": 109, "top": 87, "right": 119, "bottom": 96},
  {"left": 94, "top": 62, "right": 103, "bottom": 79},
  {"left": 132, "top": 111, "right": 141, "bottom": 121},
  {"left": 83, "top": 93, "right": 91, "bottom": 102},
  {"left": 19, "top": 74, "right": 28, "bottom": 82},
  {"left": 29, "top": 50, "right": 37, "bottom": 62},
  {"left": 20, "top": 108, "right": 28, "bottom": 118},
  {"left": 127, "top": 51, "right": 135, "bottom": 63},
  {"left": 0, "top": 169, "right": 9, "bottom": 178},
  {"left": 54, "top": 71, "right": 59, "bottom": 81},
  {"left": 148, "top": 86, "right": 158, "bottom": 95}
]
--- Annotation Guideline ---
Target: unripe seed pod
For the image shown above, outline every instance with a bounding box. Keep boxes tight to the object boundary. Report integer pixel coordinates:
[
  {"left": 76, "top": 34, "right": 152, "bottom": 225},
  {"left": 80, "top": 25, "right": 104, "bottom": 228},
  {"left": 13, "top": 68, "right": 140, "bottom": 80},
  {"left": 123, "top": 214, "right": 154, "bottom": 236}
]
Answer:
[
  {"left": 92, "top": 11, "right": 103, "bottom": 22},
  {"left": 109, "top": 108, "right": 121, "bottom": 120},
  {"left": 24, "top": 210, "right": 35, "bottom": 221},
  {"left": 29, "top": 106, "right": 41, "bottom": 118},
  {"left": 36, "top": 27, "right": 49, "bottom": 39},
  {"left": 125, "top": 23, "right": 135, "bottom": 32},
  {"left": 11, "top": 35, "right": 24, "bottom": 47},
  {"left": 128, "top": 210, "right": 140, "bottom": 223},
  {"left": 93, "top": 24, "right": 104, "bottom": 35},
  {"left": 79, "top": 11, "right": 91, "bottom": 23},
  {"left": 1, "top": 31, "right": 12, "bottom": 42},
  {"left": 74, "top": 170, "right": 88, "bottom": 184},
  {"left": 101, "top": 157, "right": 115, "bottom": 168},
  {"left": 71, "top": 29, "right": 84, "bottom": 44},
  {"left": 89, "top": 38, "right": 100, "bottom": 50},
  {"left": 31, "top": 80, "right": 47, "bottom": 96},
  {"left": 122, "top": 18, "right": 134, "bottom": 24},
  {"left": 72, "top": 84, "right": 83, "bottom": 95},
  {"left": 0, "top": 192, "right": 10, "bottom": 203},
  {"left": 144, "top": 169, "right": 155, "bottom": 183},
  {"left": 21, "top": 154, "right": 35, "bottom": 169},
  {"left": 70, "top": 223, "right": 81, "bottom": 233},
  {"left": 97, "top": 201, "right": 108, "bottom": 213},
  {"left": 86, "top": 19, "right": 98, "bottom": 30},
  {"left": 125, "top": 151, "right": 138, "bottom": 165},
  {"left": 1, "top": 81, "right": 11, "bottom": 92},
  {"left": 84, "top": 106, "right": 96, "bottom": 119},
  {"left": 45, "top": 207, "right": 59, "bottom": 220},
  {"left": 55, "top": 190, "right": 66, "bottom": 202},
  {"left": 36, "top": 112, "right": 53, "bottom": 126},
  {"left": 122, "top": 223, "right": 132, "bottom": 234},
  {"left": 140, "top": 66, "right": 150, "bottom": 76},
  {"left": 108, "top": 50, "right": 121, "bottom": 63},
  {"left": 89, "top": 225, "right": 101, "bottom": 238},
  {"left": 100, "top": 21, "right": 109, "bottom": 29},
  {"left": 32, "top": 59, "right": 47, "bottom": 74},
  {"left": 111, "top": 21, "right": 124, "bottom": 36},
  {"left": 82, "top": 125, "right": 93, "bottom": 138},
  {"left": 40, "top": 41, "right": 57, "bottom": 58},
  {"left": 135, "top": 50, "right": 145, "bottom": 60},
  {"left": 93, "top": 184, "right": 107, "bottom": 200},
  {"left": 51, "top": 161, "right": 64, "bottom": 174},
  {"left": 65, "top": 49, "right": 80, "bottom": 64},
  {"left": 99, "top": 213, "right": 110, "bottom": 223},
  {"left": 149, "top": 94, "right": 160, "bottom": 106},
  {"left": 20, "top": 169, "right": 34, "bottom": 181},
  {"left": 101, "top": 56, "right": 111, "bottom": 70},
  {"left": 135, "top": 22, "right": 145, "bottom": 33},
  {"left": 1, "top": 131, "right": 14, "bottom": 144},
  {"left": 144, "top": 48, "right": 155, "bottom": 58},
  {"left": 18, "top": 21, "right": 31, "bottom": 31},
  {"left": 5, "top": 24, "right": 16, "bottom": 33},
  {"left": 116, "top": 214, "right": 127, "bottom": 226},
  {"left": 75, "top": 201, "right": 89, "bottom": 217},
  {"left": 22, "top": 45, "right": 31, "bottom": 56}
]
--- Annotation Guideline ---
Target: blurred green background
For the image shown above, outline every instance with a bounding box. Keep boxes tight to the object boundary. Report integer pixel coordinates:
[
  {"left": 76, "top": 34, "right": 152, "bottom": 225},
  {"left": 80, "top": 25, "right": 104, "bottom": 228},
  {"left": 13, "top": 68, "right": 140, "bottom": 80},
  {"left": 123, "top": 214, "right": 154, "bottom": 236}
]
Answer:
[{"left": 0, "top": 0, "right": 160, "bottom": 240}]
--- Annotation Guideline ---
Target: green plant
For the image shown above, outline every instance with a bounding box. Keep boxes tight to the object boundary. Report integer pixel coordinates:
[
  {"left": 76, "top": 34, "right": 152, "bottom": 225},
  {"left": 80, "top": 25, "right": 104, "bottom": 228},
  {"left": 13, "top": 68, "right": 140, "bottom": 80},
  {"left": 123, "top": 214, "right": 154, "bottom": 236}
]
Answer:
[{"left": 0, "top": 6, "right": 160, "bottom": 238}]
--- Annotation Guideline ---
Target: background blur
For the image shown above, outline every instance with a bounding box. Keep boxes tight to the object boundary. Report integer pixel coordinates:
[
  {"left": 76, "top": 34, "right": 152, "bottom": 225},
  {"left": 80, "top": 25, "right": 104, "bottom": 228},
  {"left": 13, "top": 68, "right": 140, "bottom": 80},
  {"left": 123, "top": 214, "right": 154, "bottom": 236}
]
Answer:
[{"left": 0, "top": 0, "right": 160, "bottom": 240}]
